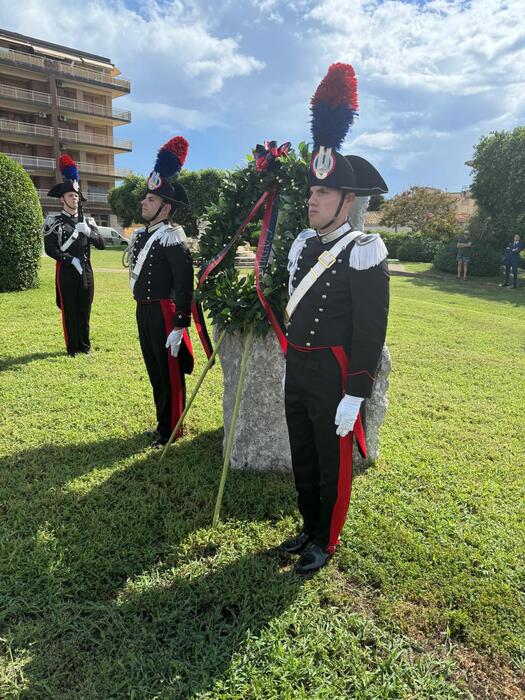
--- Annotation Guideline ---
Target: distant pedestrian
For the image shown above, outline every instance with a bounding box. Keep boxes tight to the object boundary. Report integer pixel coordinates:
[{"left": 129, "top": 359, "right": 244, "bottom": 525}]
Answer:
[
  {"left": 501, "top": 234, "right": 523, "bottom": 288},
  {"left": 456, "top": 232, "right": 472, "bottom": 280}
]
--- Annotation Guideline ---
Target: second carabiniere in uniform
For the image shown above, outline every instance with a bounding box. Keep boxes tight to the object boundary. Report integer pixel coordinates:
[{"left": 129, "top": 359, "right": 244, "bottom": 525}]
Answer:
[{"left": 129, "top": 137, "right": 195, "bottom": 448}]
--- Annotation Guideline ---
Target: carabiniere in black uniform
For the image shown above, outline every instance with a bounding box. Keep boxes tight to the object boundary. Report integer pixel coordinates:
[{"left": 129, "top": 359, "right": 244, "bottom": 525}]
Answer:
[
  {"left": 130, "top": 135, "right": 196, "bottom": 447},
  {"left": 44, "top": 167, "right": 105, "bottom": 356},
  {"left": 130, "top": 220, "right": 194, "bottom": 442},
  {"left": 280, "top": 61, "right": 390, "bottom": 574}
]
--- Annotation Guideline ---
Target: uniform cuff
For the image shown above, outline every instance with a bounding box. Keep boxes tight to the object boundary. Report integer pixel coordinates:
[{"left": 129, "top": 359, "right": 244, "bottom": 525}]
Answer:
[
  {"left": 345, "top": 370, "right": 375, "bottom": 399},
  {"left": 173, "top": 311, "right": 191, "bottom": 328}
]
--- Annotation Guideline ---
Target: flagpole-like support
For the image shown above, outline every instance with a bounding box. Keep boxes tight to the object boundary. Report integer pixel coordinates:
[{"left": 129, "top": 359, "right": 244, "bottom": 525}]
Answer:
[
  {"left": 212, "top": 324, "right": 255, "bottom": 527},
  {"left": 160, "top": 327, "right": 228, "bottom": 462}
]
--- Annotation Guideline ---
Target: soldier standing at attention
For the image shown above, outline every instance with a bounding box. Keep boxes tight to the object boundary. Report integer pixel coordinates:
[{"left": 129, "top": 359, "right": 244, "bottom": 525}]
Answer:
[
  {"left": 280, "top": 64, "right": 390, "bottom": 574},
  {"left": 44, "top": 156, "right": 105, "bottom": 356},
  {"left": 129, "top": 137, "right": 194, "bottom": 448}
]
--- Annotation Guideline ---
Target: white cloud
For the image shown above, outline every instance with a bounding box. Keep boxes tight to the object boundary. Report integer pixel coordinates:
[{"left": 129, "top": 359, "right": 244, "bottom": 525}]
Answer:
[
  {"left": 0, "top": 0, "right": 264, "bottom": 102},
  {"left": 122, "top": 100, "right": 222, "bottom": 130}
]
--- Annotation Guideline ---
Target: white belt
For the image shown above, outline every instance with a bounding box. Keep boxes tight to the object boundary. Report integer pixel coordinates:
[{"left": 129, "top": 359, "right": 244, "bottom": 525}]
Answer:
[
  {"left": 285, "top": 231, "right": 360, "bottom": 321},
  {"left": 60, "top": 230, "right": 79, "bottom": 252}
]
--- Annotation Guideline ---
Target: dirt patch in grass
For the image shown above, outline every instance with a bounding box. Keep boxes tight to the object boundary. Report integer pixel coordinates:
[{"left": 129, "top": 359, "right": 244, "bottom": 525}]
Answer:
[{"left": 452, "top": 649, "right": 525, "bottom": 700}]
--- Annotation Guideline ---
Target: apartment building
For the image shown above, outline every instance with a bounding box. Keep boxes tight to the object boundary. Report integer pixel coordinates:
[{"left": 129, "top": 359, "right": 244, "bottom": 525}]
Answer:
[{"left": 0, "top": 28, "right": 132, "bottom": 226}]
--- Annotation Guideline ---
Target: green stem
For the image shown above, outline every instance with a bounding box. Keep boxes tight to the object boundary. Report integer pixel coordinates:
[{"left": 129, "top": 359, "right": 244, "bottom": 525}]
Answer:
[
  {"left": 212, "top": 324, "right": 255, "bottom": 527},
  {"left": 160, "top": 328, "right": 228, "bottom": 462}
]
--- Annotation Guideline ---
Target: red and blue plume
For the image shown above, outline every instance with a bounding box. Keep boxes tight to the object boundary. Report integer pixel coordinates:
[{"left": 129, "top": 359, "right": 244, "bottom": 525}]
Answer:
[
  {"left": 311, "top": 63, "right": 358, "bottom": 151},
  {"left": 154, "top": 136, "right": 189, "bottom": 177},
  {"left": 58, "top": 154, "right": 79, "bottom": 181}
]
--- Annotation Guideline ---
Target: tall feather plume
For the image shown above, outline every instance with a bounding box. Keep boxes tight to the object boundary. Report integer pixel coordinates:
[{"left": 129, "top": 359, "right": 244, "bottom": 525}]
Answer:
[
  {"left": 311, "top": 63, "right": 358, "bottom": 151},
  {"left": 58, "top": 154, "right": 79, "bottom": 181},
  {"left": 154, "top": 136, "right": 189, "bottom": 177}
]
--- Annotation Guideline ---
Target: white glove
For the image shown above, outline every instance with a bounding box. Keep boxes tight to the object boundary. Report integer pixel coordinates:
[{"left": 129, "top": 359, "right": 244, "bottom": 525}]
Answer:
[
  {"left": 165, "top": 328, "right": 184, "bottom": 357},
  {"left": 335, "top": 395, "right": 364, "bottom": 437},
  {"left": 71, "top": 257, "right": 83, "bottom": 275},
  {"left": 74, "top": 221, "right": 91, "bottom": 237}
]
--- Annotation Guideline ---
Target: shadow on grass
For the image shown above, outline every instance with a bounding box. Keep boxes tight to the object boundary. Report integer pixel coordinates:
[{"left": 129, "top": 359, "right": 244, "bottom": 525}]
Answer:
[
  {"left": 399, "top": 269, "right": 525, "bottom": 308},
  {"left": 1, "top": 429, "right": 304, "bottom": 697},
  {"left": 0, "top": 351, "right": 66, "bottom": 372}
]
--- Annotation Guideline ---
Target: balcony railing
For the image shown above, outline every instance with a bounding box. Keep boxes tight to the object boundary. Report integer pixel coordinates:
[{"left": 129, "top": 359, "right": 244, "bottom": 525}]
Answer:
[
  {"left": 37, "top": 188, "right": 110, "bottom": 205},
  {"left": 0, "top": 83, "right": 130, "bottom": 122},
  {"left": 0, "top": 83, "right": 51, "bottom": 106},
  {"left": 57, "top": 95, "right": 131, "bottom": 121},
  {"left": 0, "top": 48, "right": 130, "bottom": 91},
  {"left": 58, "top": 127, "right": 132, "bottom": 150},
  {"left": 6, "top": 153, "right": 131, "bottom": 178},
  {"left": 0, "top": 118, "right": 53, "bottom": 138}
]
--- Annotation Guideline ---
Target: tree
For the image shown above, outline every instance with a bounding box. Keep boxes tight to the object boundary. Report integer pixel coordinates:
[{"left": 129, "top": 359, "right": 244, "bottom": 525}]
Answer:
[
  {"left": 0, "top": 153, "right": 43, "bottom": 292},
  {"left": 470, "top": 127, "right": 525, "bottom": 246},
  {"left": 368, "top": 194, "right": 385, "bottom": 211},
  {"left": 108, "top": 169, "right": 226, "bottom": 235},
  {"left": 107, "top": 174, "right": 146, "bottom": 228},
  {"left": 379, "top": 186, "right": 458, "bottom": 239}
]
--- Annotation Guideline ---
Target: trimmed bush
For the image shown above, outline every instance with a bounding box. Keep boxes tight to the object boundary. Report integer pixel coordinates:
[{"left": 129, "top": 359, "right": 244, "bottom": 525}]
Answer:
[
  {"left": 433, "top": 242, "right": 457, "bottom": 273},
  {"left": 433, "top": 242, "right": 502, "bottom": 276},
  {"left": 470, "top": 245, "right": 505, "bottom": 276},
  {"left": 373, "top": 230, "right": 408, "bottom": 259},
  {"left": 397, "top": 235, "right": 439, "bottom": 262},
  {"left": 0, "top": 154, "right": 43, "bottom": 292}
]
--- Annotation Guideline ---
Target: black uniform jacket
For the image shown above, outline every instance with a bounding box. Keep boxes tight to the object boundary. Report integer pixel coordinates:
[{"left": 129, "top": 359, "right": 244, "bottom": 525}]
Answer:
[
  {"left": 130, "top": 221, "right": 193, "bottom": 329},
  {"left": 286, "top": 231, "right": 389, "bottom": 398},
  {"left": 43, "top": 211, "right": 105, "bottom": 265}
]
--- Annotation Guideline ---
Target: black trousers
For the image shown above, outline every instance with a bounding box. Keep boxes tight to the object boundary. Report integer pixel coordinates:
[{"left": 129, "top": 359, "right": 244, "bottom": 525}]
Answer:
[
  {"left": 55, "top": 261, "right": 94, "bottom": 354},
  {"left": 504, "top": 262, "right": 518, "bottom": 287},
  {"left": 136, "top": 301, "right": 186, "bottom": 441},
  {"left": 285, "top": 346, "right": 355, "bottom": 553}
]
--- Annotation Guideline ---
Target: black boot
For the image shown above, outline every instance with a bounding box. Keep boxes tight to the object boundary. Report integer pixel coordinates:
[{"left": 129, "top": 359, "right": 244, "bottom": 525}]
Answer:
[
  {"left": 295, "top": 543, "right": 331, "bottom": 574},
  {"left": 279, "top": 531, "right": 311, "bottom": 554}
]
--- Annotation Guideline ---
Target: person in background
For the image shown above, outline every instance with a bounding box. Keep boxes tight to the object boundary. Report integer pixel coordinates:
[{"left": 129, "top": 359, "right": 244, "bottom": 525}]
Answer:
[
  {"left": 456, "top": 232, "right": 472, "bottom": 280},
  {"left": 501, "top": 234, "right": 523, "bottom": 289}
]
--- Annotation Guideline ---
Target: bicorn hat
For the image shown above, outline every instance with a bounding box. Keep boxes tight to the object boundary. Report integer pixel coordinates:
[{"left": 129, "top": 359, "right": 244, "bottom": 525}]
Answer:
[
  {"left": 146, "top": 136, "right": 189, "bottom": 209},
  {"left": 308, "top": 63, "right": 387, "bottom": 196},
  {"left": 47, "top": 155, "right": 86, "bottom": 200}
]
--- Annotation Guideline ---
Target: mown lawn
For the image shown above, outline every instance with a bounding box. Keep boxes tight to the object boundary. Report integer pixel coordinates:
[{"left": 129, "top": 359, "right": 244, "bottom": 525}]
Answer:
[{"left": 0, "top": 251, "right": 524, "bottom": 699}]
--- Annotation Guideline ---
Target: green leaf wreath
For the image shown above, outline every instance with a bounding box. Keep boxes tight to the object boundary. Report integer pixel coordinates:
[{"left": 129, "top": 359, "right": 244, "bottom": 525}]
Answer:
[{"left": 198, "top": 142, "right": 311, "bottom": 336}]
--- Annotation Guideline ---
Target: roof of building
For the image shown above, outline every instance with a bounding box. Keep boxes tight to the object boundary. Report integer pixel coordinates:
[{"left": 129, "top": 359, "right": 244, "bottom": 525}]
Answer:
[{"left": 0, "top": 28, "right": 113, "bottom": 67}]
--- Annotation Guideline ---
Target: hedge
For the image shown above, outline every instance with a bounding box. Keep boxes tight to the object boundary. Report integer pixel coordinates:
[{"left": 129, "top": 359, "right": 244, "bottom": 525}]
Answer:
[
  {"left": 433, "top": 242, "right": 502, "bottom": 276},
  {"left": 0, "top": 153, "right": 43, "bottom": 292}
]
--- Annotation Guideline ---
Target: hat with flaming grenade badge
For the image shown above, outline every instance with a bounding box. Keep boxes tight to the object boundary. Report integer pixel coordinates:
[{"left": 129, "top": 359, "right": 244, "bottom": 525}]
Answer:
[
  {"left": 47, "top": 155, "right": 86, "bottom": 200},
  {"left": 146, "top": 136, "right": 190, "bottom": 211},
  {"left": 308, "top": 63, "right": 388, "bottom": 196}
]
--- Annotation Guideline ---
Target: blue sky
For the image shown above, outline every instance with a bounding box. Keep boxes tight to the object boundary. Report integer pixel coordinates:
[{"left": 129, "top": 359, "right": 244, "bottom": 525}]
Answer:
[{"left": 1, "top": 0, "right": 524, "bottom": 196}]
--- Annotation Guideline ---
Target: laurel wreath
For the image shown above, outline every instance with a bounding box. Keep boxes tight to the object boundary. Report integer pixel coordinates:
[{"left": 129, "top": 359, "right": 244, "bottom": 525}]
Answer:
[{"left": 197, "top": 142, "right": 311, "bottom": 336}]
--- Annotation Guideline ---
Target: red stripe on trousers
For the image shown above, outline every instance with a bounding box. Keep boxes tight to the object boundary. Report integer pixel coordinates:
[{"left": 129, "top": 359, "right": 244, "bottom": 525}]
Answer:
[
  {"left": 326, "top": 346, "right": 367, "bottom": 553},
  {"left": 55, "top": 261, "right": 68, "bottom": 349},
  {"left": 160, "top": 300, "right": 184, "bottom": 439}
]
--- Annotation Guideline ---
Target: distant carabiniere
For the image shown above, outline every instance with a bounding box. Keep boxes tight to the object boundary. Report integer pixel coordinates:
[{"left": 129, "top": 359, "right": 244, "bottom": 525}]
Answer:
[{"left": 43, "top": 155, "right": 105, "bottom": 356}]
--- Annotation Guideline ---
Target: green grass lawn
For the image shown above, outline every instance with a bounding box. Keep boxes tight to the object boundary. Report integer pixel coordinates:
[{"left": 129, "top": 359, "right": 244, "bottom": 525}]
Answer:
[{"left": 1, "top": 251, "right": 524, "bottom": 699}]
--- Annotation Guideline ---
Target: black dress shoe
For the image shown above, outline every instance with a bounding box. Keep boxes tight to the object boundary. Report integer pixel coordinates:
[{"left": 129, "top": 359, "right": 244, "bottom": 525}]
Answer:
[
  {"left": 150, "top": 436, "right": 168, "bottom": 449},
  {"left": 295, "top": 543, "right": 331, "bottom": 574},
  {"left": 67, "top": 351, "right": 76, "bottom": 357},
  {"left": 279, "top": 531, "right": 311, "bottom": 554}
]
